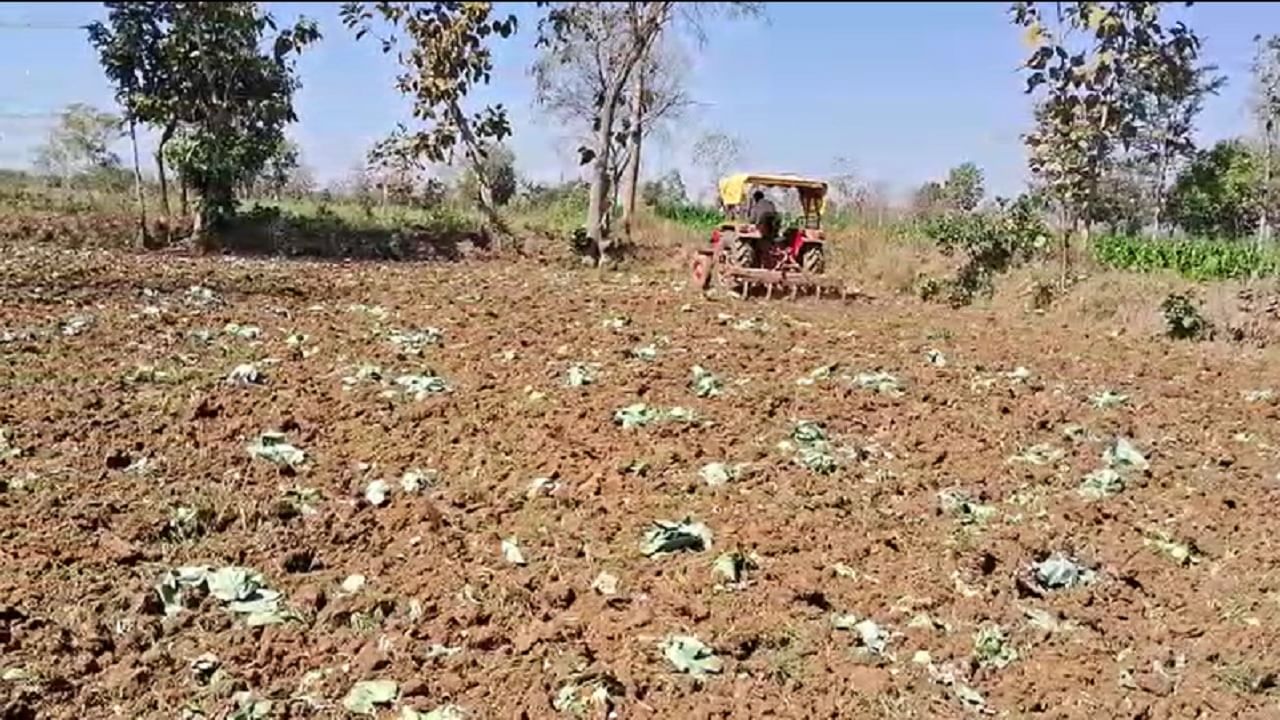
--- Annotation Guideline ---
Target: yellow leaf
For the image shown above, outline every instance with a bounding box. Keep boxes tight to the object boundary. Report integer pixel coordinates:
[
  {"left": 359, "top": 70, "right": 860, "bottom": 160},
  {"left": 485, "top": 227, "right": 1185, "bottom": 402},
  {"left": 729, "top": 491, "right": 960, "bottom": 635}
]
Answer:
[
  {"left": 1023, "top": 22, "right": 1045, "bottom": 48},
  {"left": 1085, "top": 6, "right": 1107, "bottom": 30}
]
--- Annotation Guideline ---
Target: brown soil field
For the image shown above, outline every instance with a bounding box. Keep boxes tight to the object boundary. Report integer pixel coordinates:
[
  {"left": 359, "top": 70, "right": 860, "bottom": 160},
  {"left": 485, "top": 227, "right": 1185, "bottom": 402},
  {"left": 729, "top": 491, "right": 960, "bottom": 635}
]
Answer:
[{"left": 2, "top": 240, "right": 1279, "bottom": 719}]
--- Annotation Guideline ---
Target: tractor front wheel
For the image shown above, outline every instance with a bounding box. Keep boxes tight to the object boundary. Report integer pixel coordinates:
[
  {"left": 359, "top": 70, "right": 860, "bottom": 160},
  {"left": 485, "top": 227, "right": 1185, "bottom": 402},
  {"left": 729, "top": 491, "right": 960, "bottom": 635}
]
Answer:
[{"left": 800, "top": 245, "right": 826, "bottom": 274}]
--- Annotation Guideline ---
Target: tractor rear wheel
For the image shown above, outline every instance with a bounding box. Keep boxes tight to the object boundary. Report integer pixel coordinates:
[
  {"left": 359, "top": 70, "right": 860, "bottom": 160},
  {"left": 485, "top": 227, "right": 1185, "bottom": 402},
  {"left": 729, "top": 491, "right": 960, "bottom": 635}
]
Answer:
[
  {"left": 800, "top": 245, "right": 826, "bottom": 274},
  {"left": 729, "top": 237, "right": 756, "bottom": 268}
]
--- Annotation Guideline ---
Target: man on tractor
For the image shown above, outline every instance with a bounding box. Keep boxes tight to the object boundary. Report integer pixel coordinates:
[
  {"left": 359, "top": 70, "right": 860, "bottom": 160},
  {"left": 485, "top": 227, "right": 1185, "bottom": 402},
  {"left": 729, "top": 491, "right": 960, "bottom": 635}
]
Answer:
[{"left": 749, "top": 189, "right": 781, "bottom": 246}]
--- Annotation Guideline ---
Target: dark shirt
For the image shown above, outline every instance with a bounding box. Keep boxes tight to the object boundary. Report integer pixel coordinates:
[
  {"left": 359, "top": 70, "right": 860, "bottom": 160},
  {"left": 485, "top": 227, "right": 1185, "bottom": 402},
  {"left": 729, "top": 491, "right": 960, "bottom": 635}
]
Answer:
[
  {"left": 749, "top": 197, "right": 777, "bottom": 226},
  {"left": 750, "top": 197, "right": 779, "bottom": 239}
]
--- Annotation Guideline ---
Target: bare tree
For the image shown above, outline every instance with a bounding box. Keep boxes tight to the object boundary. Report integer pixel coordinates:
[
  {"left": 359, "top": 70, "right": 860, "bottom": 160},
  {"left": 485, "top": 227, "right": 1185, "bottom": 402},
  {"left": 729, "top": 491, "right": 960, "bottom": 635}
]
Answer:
[
  {"left": 691, "top": 130, "right": 743, "bottom": 202},
  {"left": 536, "top": 2, "right": 673, "bottom": 264},
  {"left": 1254, "top": 34, "right": 1280, "bottom": 246},
  {"left": 533, "top": 21, "right": 690, "bottom": 242},
  {"left": 620, "top": 43, "right": 691, "bottom": 239},
  {"left": 537, "top": 2, "right": 761, "bottom": 264}
]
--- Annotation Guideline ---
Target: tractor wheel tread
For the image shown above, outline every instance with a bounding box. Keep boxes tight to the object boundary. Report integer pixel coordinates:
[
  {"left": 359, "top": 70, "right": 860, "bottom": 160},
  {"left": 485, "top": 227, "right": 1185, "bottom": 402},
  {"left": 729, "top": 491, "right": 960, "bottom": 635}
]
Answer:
[{"left": 800, "top": 245, "right": 825, "bottom": 275}]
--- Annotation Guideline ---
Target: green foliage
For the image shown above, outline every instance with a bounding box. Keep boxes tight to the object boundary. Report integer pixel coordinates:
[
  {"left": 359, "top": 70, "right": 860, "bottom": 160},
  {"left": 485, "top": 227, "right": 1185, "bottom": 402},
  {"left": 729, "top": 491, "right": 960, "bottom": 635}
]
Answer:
[
  {"left": 1013, "top": 2, "right": 1206, "bottom": 229},
  {"left": 1092, "top": 234, "right": 1280, "bottom": 280},
  {"left": 914, "top": 163, "right": 986, "bottom": 217},
  {"left": 921, "top": 194, "right": 1051, "bottom": 305},
  {"left": 943, "top": 162, "right": 985, "bottom": 212},
  {"left": 642, "top": 170, "right": 687, "bottom": 208},
  {"left": 343, "top": 1, "right": 520, "bottom": 219},
  {"left": 912, "top": 180, "right": 946, "bottom": 215},
  {"left": 458, "top": 144, "right": 517, "bottom": 207},
  {"left": 229, "top": 200, "right": 477, "bottom": 260},
  {"left": 252, "top": 138, "right": 301, "bottom": 199},
  {"left": 1253, "top": 35, "right": 1280, "bottom": 233},
  {"left": 1165, "top": 139, "right": 1264, "bottom": 239},
  {"left": 654, "top": 202, "right": 721, "bottom": 230},
  {"left": 1121, "top": 62, "right": 1225, "bottom": 230},
  {"left": 1160, "top": 292, "right": 1209, "bottom": 340},
  {"left": 513, "top": 179, "right": 589, "bottom": 238},
  {"left": 1089, "top": 161, "right": 1147, "bottom": 235},
  {"left": 87, "top": 2, "right": 320, "bottom": 232},
  {"left": 341, "top": 2, "right": 516, "bottom": 165}
]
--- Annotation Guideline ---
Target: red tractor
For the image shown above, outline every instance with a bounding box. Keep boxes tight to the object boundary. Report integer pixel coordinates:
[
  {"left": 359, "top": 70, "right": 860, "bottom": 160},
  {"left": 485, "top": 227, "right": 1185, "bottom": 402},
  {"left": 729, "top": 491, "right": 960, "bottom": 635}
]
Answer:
[{"left": 690, "top": 172, "right": 844, "bottom": 298}]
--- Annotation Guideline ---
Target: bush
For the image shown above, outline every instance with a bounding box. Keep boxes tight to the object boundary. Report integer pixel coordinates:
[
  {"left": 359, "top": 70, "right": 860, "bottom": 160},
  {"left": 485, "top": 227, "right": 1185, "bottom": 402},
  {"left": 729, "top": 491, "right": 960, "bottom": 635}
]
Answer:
[
  {"left": 1165, "top": 139, "right": 1262, "bottom": 239},
  {"left": 1092, "top": 234, "right": 1280, "bottom": 280},
  {"left": 1160, "top": 292, "right": 1209, "bottom": 340},
  {"left": 920, "top": 194, "right": 1049, "bottom": 305},
  {"left": 642, "top": 170, "right": 687, "bottom": 208}
]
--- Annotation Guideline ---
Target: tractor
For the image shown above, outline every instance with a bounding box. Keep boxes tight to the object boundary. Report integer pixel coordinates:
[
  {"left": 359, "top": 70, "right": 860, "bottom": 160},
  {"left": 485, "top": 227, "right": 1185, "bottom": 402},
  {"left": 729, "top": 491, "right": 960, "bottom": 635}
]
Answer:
[{"left": 690, "top": 172, "right": 845, "bottom": 298}]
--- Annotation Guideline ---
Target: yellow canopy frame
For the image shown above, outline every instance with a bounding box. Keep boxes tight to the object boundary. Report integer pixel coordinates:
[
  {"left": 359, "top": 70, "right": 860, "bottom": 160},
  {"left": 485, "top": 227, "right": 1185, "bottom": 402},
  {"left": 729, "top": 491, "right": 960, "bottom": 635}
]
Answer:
[{"left": 718, "top": 173, "right": 829, "bottom": 215}]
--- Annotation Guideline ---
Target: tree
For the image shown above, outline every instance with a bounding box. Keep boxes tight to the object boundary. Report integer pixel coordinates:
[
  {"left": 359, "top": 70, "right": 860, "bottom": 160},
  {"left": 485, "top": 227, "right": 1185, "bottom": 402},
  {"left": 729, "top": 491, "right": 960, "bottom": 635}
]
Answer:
[
  {"left": 537, "top": 2, "right": 760, "bottom": 262},
  {"left": 537, "top": 2, "right": 676, "bottom": 263},
  {"left": 1122, "top": 63, "right": 1223, "bottom": 234},
  {"left": 912, "top": 181, "right": 946, "bottom": 216},
  {"left": 827, "top": 157, "right": 871, "bottom": 220},
  {"left": 458, "top": 143, "right": 517, "bottom": 207},
  {"left": 1252, "top": 34, "right": 1280, "bottom": 245},
  {"left": 1089, "top": 159, "right": 1146, "bottom": 234},
  {"left": 284, "top": 162, "right": 316, "bottom": 199},
  {"left": 641, "top": 169, "right": 686, "bottom": 207},
  {"left": 341, "top": 2, "right": 518, "bottom": 234},
  {"left": 366, "top": 149, "right": 421, "bottom": 206},
  {"left": 1012, "top": 2, "right": 1205, "bottom": 275},
  {"left": 32, "top": 103, "right": 123, "bottom": 183},
  {"left": 532, "top": 19, "right": 690, "bottom": 236},
  {"left": 89, "top": 2, "right": 319, "bottom": 245},
  {"left": 1166, "top": 139, "right": 1264, "bottom": 238},
  {"left": 691, "top": 130, "right": 743, "bottom": 201},
  {"left": 618, "top": 42, "right": 694, "bottom": 239},
  {"left": 253, "top": 137, "right": 301, "bottom": 200},
  {"left": 86, "top": 2, "right": 170, "bottom": 235},
  {"left": 942, "top": 162, "right": 985, "bottom": 211}
]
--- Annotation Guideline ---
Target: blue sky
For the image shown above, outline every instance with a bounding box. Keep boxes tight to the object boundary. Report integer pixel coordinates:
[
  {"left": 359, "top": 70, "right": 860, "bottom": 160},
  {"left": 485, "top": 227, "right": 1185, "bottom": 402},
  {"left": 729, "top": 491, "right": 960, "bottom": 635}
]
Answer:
[{"left": 0, "top": 2, "right": 1275, "bottom": 200}]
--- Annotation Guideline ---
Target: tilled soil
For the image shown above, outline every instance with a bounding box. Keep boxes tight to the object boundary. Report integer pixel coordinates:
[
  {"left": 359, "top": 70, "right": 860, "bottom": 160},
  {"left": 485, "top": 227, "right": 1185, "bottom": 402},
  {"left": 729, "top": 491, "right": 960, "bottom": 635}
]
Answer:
[{"left": 2, "top": 242, "right": 1279, "bottom": 719}]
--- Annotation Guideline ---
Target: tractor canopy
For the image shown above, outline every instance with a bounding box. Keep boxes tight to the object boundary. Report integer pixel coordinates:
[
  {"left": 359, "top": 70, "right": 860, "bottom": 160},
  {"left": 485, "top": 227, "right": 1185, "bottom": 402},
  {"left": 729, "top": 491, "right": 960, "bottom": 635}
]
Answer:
[{"left": 718, "top": 173, "right": 829, "bottom": 214}]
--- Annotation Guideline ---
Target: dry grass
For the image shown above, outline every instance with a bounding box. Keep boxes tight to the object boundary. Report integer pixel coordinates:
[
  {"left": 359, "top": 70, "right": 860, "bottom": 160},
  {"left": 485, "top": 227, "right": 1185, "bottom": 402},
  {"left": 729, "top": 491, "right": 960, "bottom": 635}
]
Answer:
[
  {"left": 828, "top": 226, "right": 953, "bottom": 295},
  {"left": 823, "top": 224, "right": 1280, "bottom": 350},
  {"left": 1038, "top": 270, "right": 1180, "bottom": 338}
]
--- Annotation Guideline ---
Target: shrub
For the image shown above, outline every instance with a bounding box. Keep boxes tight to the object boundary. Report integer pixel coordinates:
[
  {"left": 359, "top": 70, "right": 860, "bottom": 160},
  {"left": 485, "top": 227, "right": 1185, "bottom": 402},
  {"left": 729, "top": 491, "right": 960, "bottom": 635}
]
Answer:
[
  {"left": 920, "top": 194, "right": 1050, "bottom": 305},
  {"left": 1160, "top": 292, "right": 1209, "bottom": 340}
]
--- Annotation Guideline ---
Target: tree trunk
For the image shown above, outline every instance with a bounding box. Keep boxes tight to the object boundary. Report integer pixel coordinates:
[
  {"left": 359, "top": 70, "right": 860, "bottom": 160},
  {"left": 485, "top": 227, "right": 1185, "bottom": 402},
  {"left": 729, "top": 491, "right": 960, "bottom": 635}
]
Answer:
[
  {"left": 585, "top": 2, "right": 669, "bottom": 265},
  {"left": 180, "top": 174, "right": 189, "bottom": 217},
  {"left": 194, "top": 181, "right": 234, "bottom": 253},
  {"left": 588, "top": 78, "right": 627, "bottom": 266},
  {"left": 621, "top": 69, "right": 645, "bottom": 243},
  {"left": 156, "top": 121, "right": 175, "bottom": 220},
  {"left": 446, "top": 102, "right": 507, "bottom": 245},
  {"left": 128, "top": 118, "right": 150, "bottom": 250},
  {"left": 1153, "top": 152, "right": 1166, "bottom": 237},
  {"left": 1261, "top": 127, "right": 1274, "bottom": 248}
]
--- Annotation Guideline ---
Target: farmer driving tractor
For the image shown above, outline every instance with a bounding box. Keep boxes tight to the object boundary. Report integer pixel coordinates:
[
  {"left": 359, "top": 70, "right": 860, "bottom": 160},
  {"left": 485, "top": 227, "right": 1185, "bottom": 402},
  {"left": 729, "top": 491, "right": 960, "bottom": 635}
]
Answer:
[
  {"left": 748, "top": 188, "right": 783, "bottom": 261},
  {"left": 690, "top": 172, "right": 840, "bottom": 298},
  {"left": 749, "top": 189, "right": 781, "bottom": 244}
]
